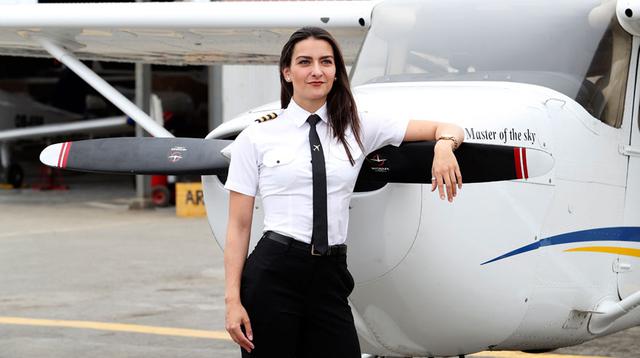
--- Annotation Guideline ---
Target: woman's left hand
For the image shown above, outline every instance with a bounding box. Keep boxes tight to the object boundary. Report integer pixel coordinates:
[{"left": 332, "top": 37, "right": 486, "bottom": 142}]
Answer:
[{"left": 431, "top": 140, "right": 462, "bottom": 202}]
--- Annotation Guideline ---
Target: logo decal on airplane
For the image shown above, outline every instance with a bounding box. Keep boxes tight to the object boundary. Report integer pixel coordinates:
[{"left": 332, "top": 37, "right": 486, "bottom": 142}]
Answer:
[
  {"left": 168, "top": 146, "right": 187, "bottom": 163},
  {"left": 168, "top": 152, "right": 183, "bottom": 162},
  {"left": 367, "top": 153, "right": 389, "bottom": 173}
]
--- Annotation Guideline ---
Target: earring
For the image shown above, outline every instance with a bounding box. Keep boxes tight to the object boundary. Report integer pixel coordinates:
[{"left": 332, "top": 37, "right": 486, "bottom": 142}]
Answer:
[{"left": 286, "top": 77, "right": 291, "bottom": 82}]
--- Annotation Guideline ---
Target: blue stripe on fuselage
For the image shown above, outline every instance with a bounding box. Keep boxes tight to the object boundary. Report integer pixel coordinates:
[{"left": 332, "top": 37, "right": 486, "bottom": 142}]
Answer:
[{"left": 481, "top": 227, "right": 640, "bottom": 265}]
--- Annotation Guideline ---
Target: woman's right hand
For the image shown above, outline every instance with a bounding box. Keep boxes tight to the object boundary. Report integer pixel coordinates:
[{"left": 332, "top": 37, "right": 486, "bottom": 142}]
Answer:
[{"left": 225, "top": 300, "right": 255, "bottom": 352}]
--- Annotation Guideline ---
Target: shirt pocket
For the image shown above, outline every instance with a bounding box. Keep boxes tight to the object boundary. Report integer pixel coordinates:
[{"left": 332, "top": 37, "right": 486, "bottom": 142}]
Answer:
[
  {"left": 263, "top": 149, "right": 295, "bottom": 167},
  {"left": 260, "top": 149, "right": 297, "bottom": 191},
  {"left": 330, "top": 134, "right": 363, "bottom": 162}
]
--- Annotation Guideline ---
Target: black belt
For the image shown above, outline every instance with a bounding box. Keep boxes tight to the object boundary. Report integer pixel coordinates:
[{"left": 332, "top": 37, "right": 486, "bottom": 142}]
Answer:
[{"left": 263, "top": 231, "right": 347, "bottom": 256}]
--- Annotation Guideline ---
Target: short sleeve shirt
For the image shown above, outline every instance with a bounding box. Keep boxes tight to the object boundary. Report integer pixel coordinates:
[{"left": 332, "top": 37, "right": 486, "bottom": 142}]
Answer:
[{"left": 224, "top": 100, "right": 409, "bottom": 245}]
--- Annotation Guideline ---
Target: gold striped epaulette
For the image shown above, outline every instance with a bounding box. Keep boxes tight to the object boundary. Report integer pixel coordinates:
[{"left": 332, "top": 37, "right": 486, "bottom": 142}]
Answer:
[{"left": 255, "top": 112, "right": 278, "bottom": 123}]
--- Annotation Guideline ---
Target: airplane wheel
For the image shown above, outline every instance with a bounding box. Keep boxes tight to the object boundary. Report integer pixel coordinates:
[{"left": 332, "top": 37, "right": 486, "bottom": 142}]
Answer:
[
  {"left": 151, "top": 185, "right": 171, "bottom": 207},
  {"left": 522, "top": 349, "right": 556, "bottom": 354},
  {"left": 6, "top": 164, "right": 24, "bottom": 189}
]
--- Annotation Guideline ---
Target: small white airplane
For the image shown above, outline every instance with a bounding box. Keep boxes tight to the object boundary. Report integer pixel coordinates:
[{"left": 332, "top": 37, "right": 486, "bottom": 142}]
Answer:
[{"left": 3, "top": 0, "right": 640, "bottom": 356}]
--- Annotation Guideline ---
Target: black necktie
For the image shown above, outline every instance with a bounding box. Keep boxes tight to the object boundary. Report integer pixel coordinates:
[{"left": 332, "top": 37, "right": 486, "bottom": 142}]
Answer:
[{"left": 307, "top": 114, "right": 329, "bottom": 255}]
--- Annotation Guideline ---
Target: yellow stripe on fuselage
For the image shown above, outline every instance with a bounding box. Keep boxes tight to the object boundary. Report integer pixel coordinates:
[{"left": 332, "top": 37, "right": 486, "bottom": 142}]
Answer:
[{"left": 564, "top": 246, "right": 640, "bottom": 258}]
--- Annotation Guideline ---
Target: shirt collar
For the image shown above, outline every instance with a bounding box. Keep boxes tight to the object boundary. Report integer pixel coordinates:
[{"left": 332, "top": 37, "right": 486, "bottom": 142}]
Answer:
[{"left": 287, "top": 99, "right": 329, "bottom": 128}]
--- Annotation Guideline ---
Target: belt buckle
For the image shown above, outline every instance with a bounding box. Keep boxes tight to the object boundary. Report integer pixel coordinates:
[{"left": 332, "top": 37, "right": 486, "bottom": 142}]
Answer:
[{"left": 311, "top": 244, "right": 323, "bottom": 256}]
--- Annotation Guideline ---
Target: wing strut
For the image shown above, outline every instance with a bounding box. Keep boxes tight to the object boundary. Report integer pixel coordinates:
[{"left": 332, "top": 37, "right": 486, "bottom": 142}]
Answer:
[
  {"left": 35, "top": 37, "right": 174, "bottom": 138},
  {"left": 0, "top": 116, "right": 129, "bottom": 141}
]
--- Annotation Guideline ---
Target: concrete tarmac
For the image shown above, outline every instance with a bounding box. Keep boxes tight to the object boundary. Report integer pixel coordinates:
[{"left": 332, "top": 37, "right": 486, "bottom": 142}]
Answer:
[
  {"left": 0, "top": 173, "right": 638, "bottom": 358},
  {"left": 0, "top": 174, "right": 236, "bottom": 358}
]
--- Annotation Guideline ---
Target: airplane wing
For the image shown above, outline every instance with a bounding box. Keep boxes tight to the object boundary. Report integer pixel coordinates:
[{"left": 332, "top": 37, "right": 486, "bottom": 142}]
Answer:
[
  {"left": 0, "top": 116, "right": 130, "bottom": 141},
  {"left": 0, "top": 1, "right": 373, "bottom": 65}
]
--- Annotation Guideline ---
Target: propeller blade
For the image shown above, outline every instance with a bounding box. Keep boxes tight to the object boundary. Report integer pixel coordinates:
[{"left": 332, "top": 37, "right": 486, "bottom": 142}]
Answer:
[
  {"left": 40, "top": 139, "right": 553, "bottom": 186},
  {"left": 40, "top": 137, "right": 233, "bottom": 175},
  {"left": 355, "top": 142, "right": 553, "bottom": 189}
]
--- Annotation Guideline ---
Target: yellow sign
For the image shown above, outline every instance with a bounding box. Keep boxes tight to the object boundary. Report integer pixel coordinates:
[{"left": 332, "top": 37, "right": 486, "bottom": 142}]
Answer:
[{"left": 176, "top": 182, "right": 206, "bottom": 217}]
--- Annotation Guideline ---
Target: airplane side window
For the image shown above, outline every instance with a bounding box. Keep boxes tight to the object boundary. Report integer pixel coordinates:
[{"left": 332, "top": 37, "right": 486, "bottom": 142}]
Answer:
[{"left": 581, "top": 19, "right": 632, "bottom": 128}]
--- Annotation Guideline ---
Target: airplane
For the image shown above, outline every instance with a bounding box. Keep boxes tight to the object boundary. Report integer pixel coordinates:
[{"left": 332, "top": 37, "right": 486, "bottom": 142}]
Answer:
[
  {"left": 0, "top": 88, "right": 129, "bottom": 187},
  {"left": 2, "top": 0, "right": 640, "bottom": 356},
  {"left": 0, "top": 62, "right": 202, "bottom": 189}
]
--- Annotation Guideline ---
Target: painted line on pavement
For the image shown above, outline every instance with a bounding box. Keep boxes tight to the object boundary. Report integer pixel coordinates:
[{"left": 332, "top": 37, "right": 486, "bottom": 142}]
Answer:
[
  {"left": 471, "top": 351, "right": 607, "bottom": 358},
  {"left": 0, "top": 317, "right": 608, "bottom": 357},
  {"left": 0, "top": 316, "right": 231, "bottom": 341},
  {"left": 0, "top": 219, "right": 162, "bottom": 238}
]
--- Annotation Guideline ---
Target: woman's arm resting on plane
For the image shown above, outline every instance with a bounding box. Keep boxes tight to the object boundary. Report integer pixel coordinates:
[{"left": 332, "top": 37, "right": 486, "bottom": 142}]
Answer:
[
  {"left": 404, "top": 120, "right": 464, "bottom": 202},
  {"left": 224, "top": 191, "right": 256, "bottom": 352}
]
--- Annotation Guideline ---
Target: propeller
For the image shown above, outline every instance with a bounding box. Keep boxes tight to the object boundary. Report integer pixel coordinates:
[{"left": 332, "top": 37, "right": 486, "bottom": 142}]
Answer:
[
  {"left": 40, "top": 137, "right": 554, "bottom": 184},
  {"left": 357, "top": 141, "right": 552, "bottom": 184},
  {"left": 40, "top": 137, "right": 233, "bottom": 175}
]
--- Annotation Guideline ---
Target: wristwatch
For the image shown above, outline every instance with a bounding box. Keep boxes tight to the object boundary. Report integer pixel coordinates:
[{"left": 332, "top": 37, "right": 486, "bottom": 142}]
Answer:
[{"left": 437, "top": 136, "right": 459, "bottom": 150}]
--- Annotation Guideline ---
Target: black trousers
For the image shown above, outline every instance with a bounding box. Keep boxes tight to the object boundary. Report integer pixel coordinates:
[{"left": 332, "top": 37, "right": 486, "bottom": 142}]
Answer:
[{"left": 240, "top": 235, "right": 360, "bottom": 358}]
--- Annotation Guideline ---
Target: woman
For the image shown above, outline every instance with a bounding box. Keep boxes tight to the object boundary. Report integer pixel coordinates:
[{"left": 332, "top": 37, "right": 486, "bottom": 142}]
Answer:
[{"left": 224, "top": 27, "right": 464, "bottom": 357}]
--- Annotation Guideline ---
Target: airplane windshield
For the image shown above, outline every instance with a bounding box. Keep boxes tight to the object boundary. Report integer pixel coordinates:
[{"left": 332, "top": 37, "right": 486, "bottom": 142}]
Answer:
[{"left": 352, "top": 0, "right": 632, "bottom": 127}]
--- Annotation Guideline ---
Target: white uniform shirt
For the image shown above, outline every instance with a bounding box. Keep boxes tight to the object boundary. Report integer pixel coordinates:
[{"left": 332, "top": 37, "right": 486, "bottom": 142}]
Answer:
[{"left": 224, "top": 100, "right": 409, "bottom": 245}]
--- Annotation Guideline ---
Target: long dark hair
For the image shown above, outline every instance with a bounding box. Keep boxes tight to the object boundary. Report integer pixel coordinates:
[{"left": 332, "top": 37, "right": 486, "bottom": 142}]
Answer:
[{"left": 279, "top": 27, "right": 363, "bottom": 165}]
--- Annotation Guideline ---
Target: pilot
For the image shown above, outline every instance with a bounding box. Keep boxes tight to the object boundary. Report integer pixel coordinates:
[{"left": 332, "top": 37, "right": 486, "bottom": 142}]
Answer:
[{"left": 223, "top": 27, "right": 464, "bottom": 357}]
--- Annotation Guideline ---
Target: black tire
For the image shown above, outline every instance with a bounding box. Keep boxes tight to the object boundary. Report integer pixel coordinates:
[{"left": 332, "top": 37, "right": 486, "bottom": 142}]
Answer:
[
  {"left": 151, "top": 185, "right": 171, "bottom": 207},
  {"left": 6, "top": 164, "right": 24, "bottom": 189},
  {"left": 522, "top": 349, "right": 557, "bottom": 354}
]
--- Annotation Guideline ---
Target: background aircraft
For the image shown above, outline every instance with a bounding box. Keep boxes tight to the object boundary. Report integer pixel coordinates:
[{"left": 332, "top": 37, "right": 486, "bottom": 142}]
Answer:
[
  {"left": 0, "top": 58, "right": 208, "bottom": 189},
  {"left": 3, "top": 0, "right": 640, "bottom": 357},
  {"left": 0, "top": 88, "right": 129, "bottom": 187}
]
